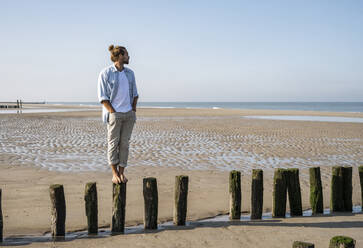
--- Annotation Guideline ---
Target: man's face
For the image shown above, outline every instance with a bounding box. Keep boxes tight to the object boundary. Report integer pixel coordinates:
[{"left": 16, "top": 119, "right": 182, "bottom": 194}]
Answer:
[{"left": 118, "top": 48, "right": 129, "bottom": 64}]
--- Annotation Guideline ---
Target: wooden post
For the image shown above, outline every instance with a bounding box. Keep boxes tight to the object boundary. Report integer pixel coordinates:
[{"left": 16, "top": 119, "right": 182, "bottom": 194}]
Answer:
[
  {"left": 286, "top": 169, "right": 303, "bottom": 216},
  {"left": 359, "top": 166, "right": 363, "bottom": 208},
  {"left": 272, "top": 168, "right": 287, "bottom": 218},
  {"left": 84, "top": 182, "right": 98, "bottom": 235},
  {"left": 174, "top": 175, "right": 189, "bottom": 226},
  {"left": 330, "top": 166, "right": 344, "bottom": 212},
  {"left": 143, "top": 178, "right": 158, "bottom": 229},
  {"left": 342, "top": 167, "right": 352, "bottom": 212},
  {"left": 112, "top": 182, "right": 127, "bottom": 234},
  {"left": 329, "top": 236, "right": 356, "bottom": 248},
  {"left": 292, "top": 241, "right": 315, "bottom": 248},
  {"left": 49, "top": 184, "right": 66, "bottom": 240},
  {"left": 229, "top": 170, "right": 241, "bottom": 220},
  {"left": 0, "top": 189, "right": 3, "bottom": 243},
  {"left": 309, "top": 167, "right": 323, "bottom": 214},
  {"left": 251, "top": 169, "right": 263, "bottom": 219},
  {"left": 16, "top": 100, "right": 19, "bottom": 108}
]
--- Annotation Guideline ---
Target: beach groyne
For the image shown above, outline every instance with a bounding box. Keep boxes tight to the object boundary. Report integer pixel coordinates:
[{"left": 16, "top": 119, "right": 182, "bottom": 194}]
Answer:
[
  {"left": 0, "top": 100, "right": 45, "bottom": 109},
  {"left": 0, "top": 166, "right": 362, "bottom": 244}
]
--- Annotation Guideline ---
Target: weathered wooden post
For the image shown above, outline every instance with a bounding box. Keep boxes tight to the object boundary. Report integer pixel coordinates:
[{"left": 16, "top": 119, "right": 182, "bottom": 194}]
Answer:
[
  {"left": 329, "top": 236, "right": 355, "bottom": 248},
  {"left": 309, "top": 167, "right": 323, "bottom": 214},
  {"left": 292, "top": 241, "right": 315, "bottom": 248},
  {"left": 272, "top": 168, "right": 287, "bottom": 218},
  {"left": 49, "top": 184, "right": 66, "bottom": 240},
  {"left": 330, "top": 166, "right": 344, "bottom": 212},
  {"left": 84, "top": 182, "right": 98, "bottom": 235},
  {"left": 174, "top": 175, "right": 189, "bottom": 226},
  {"left": 112, "top": 182, "right": 127, "bottom": 234},
  {"left": 359, "top": 166, "right": 363, "bottom": 208},
  {"left": 0, "top": 189, "right": 3, "bottom": 243},
  {"left": 342, "top": 167, "right": 352, "bottom": 212},
  {"left": 251, "top": 169, "right": 263, "bottom": 219},
  {"left": 229, "top": 170, "right": 241, "bottom": 220},
  {"left": 143, "top": 177, "right": 158, "bottom": 229},
  {"left": 286, "top": 168, "right": 302, "bottom": 216}
]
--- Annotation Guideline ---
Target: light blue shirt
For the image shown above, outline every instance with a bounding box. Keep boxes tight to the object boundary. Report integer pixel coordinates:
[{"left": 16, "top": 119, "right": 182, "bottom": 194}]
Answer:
[{"left": 97, "top": 64, "right": 139, "bottom": 123}]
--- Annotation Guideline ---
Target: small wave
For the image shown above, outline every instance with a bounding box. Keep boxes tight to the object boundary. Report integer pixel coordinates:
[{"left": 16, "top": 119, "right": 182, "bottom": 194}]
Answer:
[
  {"left": 79, "top": 104, "right": 99, "bottom": 107},
  {"left": 139, "top": 106, "right": 176, "bottom": 109},
  {"left": 212, "top": 107, "right": 221, "bottom": 109}
]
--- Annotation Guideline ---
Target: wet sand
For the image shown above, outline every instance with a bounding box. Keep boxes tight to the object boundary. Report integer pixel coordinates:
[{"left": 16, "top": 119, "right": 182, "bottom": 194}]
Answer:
[
  {"left": 6, "top": 213, "right": 363, "bottom": 248},
  {"left": 0, "top": 106, "right": 362, "bottom": 247},
  {"left": 1, "top": 107, "right": 362, "bottom": 172}
]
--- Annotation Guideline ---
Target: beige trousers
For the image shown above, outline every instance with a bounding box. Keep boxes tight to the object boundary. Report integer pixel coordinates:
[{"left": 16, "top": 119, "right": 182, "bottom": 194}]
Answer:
[{"left": 107, "top": 110, "right": 136, "bottom": 167}]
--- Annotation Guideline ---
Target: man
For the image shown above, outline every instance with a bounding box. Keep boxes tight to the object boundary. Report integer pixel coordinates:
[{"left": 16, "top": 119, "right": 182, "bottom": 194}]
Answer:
[{"left": 97, "top": 45, "right": 139, "bottom": 184}]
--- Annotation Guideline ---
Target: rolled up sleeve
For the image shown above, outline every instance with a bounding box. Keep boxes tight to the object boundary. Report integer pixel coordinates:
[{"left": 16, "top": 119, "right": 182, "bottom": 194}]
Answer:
[
  {"left": 132, "top": 72, "right": 139, "bottom": 97},
  {"left": 97, "top": 71, "right": 110, "bottom": 103}
]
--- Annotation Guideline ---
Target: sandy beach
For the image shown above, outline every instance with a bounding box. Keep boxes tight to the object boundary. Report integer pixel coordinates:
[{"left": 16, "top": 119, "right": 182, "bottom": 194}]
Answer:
[{"left": 0, "top": 105, "right": 362, "bottom": 247}]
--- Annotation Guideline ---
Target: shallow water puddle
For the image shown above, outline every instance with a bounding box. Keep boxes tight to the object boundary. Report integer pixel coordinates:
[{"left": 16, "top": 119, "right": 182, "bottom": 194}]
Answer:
[{"left": 243, "top": 115, "right": 363, "bottom": 123}]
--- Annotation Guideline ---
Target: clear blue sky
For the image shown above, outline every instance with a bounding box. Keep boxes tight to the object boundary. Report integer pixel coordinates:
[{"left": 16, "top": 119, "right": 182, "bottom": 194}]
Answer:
[{"left": 1, "top": 0, "right": 362, "bottom": 102}]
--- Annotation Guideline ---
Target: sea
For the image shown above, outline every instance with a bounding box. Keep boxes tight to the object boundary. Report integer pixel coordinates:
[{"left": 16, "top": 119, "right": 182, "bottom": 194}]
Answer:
[{"left": 49, "top": 102, "right": 363, "bottom": 113}]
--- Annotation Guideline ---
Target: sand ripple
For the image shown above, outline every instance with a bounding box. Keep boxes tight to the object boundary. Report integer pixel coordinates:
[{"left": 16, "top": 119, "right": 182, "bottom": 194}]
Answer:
[{"left": 0, "top": 116, "right": 362, "bottom": 172}]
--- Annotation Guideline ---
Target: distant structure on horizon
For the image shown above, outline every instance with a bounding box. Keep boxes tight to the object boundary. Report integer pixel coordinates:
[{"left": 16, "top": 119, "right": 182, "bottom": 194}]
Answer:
[{"left": 0, "top": 100, "right": 45, "bottom": 109}]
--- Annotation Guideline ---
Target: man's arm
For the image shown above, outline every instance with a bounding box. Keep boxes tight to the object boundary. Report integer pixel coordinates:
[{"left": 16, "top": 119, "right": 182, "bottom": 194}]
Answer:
[
  {"left": 132, "top": 96, "right": 139, "bottom": 112},
  {"left": 101, "top": 100, "right": 115, "bottom": 113}
]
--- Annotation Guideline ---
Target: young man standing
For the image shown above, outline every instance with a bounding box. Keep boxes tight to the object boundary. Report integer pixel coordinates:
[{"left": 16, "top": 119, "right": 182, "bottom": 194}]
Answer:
[{"left": 97, "top": 45, "right": 139, "bottom": 184}]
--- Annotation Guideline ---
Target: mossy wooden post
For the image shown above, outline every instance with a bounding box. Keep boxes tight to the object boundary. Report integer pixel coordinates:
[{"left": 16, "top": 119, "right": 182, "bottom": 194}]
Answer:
[
  {"left": 0, "top": 189, "right": 3, "bottom": 243},
  {"left": 112, "top": 182, "right": 127, "bottom": 234},
  {"left": 174, "top": 175, "right": 189, "bottom": 226},
  {"left": 286, "top": 168, "right": 302, "bottom": 216},
  {"left": 251, "top": 169, "right": 263, "bottom": 219},
  {"left": 359, "top": 166, "right": 363, "bottom": 208},
  {"left": 329, "top": 236, "right": 356, "bottom": 248},
  {"left": 84, "top": 182, "right": 98, "bottom": 235},
  {"left": 342, "top": 167, "right": 352, "bottom": 212},
  {"left": 229, "top": 170, "right": 241, "bottom": 220},
  {"left": 143, "top": 177, "right": 158, "bottom": 229},
  {"left": 49, "top": 184, "right": 66, "bottom": 241},
  {"left": 331, "top": 166, "right": 344, "bottom": 212},
  {"left": 272, "top": 168, "right": 287, "bottom": 218},
  {"left": 309, "top": 167, "right": 323, "bottom": 214},
  {"left": 292, "top": 241, "right": 315, "bottom": 248}
]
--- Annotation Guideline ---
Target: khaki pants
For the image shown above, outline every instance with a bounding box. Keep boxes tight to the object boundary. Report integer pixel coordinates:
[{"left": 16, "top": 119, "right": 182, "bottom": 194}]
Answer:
[{"left": 107, "top": 110, "right": 136, "bottom": 167}]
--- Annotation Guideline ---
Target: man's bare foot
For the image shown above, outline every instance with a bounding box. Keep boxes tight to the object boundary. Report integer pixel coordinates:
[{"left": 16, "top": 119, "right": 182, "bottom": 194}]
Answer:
[
  {"left": 118, "top": 166, "right": 128, "bottom": 183},
  {"left": 112, "top": 174, "right": 122, "bottom": 184},
  {"left": 119, "top": 173, "right": 128, "bottom": 183}
]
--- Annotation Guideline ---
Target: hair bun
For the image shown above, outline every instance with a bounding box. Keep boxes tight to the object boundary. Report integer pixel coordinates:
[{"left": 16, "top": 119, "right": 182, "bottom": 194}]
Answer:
[{"left": 108, "top": 45, "right": 114, "bottom": 52}]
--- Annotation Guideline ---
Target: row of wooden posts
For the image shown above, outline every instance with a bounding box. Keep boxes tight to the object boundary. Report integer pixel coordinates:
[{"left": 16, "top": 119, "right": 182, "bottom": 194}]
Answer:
[
  {"left": 1, "top": 166, "right": 363, "bottom": 243},
  {"left": 233, "top": 165, "right": 362, "bottom": 220}
]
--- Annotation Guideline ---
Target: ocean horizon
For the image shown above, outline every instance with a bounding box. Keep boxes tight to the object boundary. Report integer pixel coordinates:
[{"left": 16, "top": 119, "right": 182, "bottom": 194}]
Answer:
[{"left": 48, "top": 101, "right": 363, "bottom": 113}]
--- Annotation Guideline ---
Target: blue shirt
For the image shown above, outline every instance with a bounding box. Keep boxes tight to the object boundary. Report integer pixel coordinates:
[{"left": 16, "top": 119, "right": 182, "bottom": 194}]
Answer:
[{"left": 97, "top": 64, "right": 139, "bottom": 123}]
